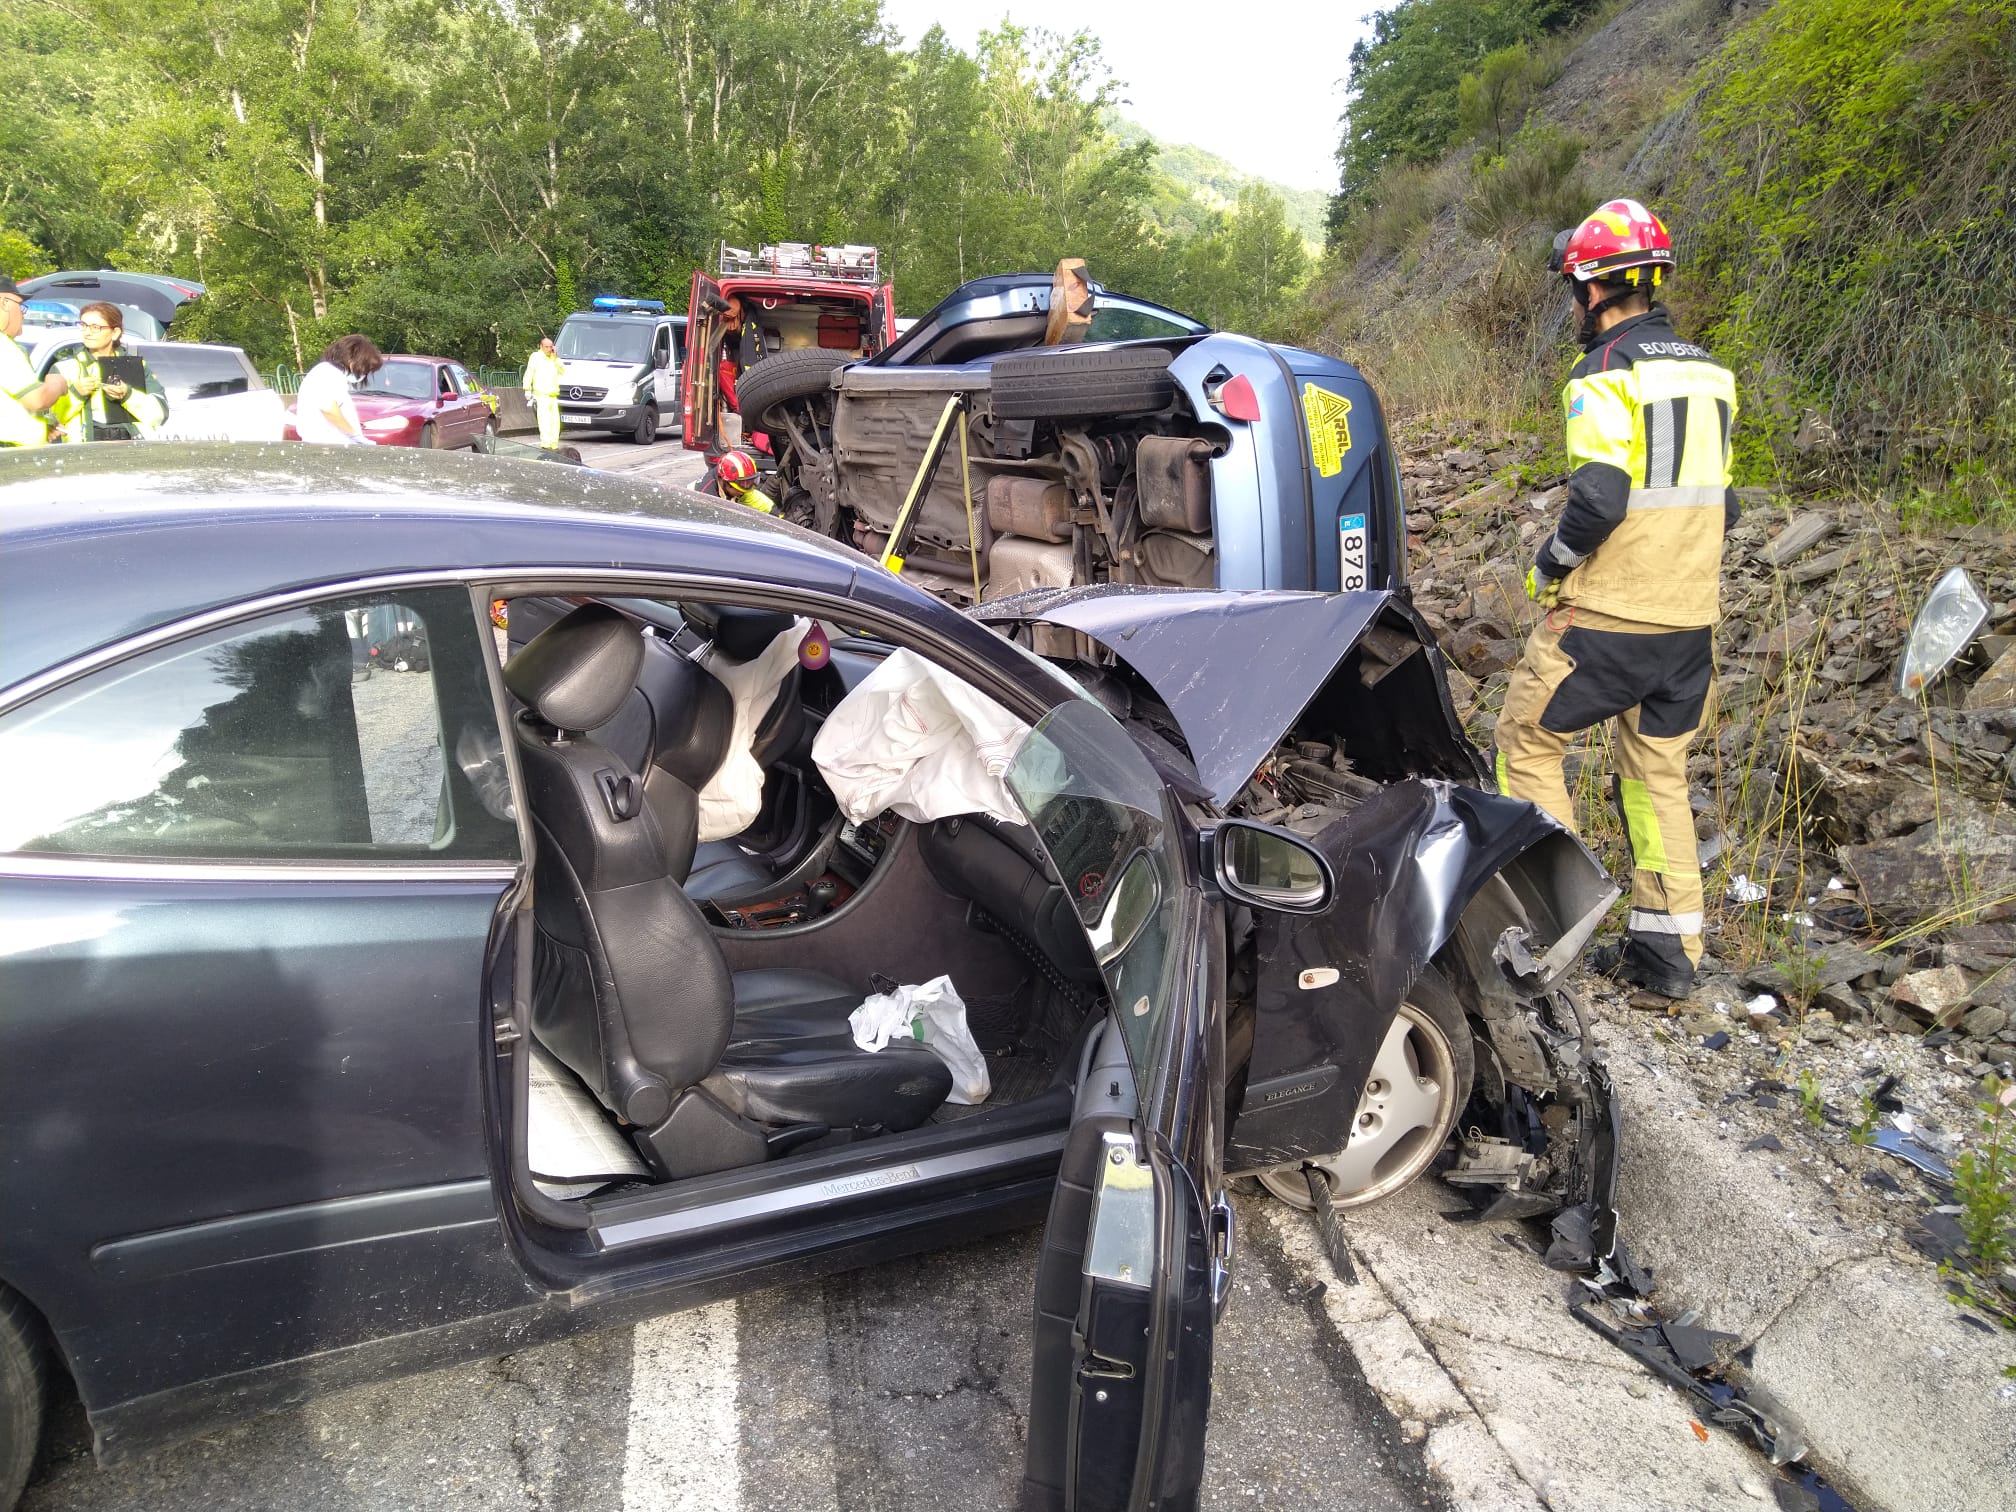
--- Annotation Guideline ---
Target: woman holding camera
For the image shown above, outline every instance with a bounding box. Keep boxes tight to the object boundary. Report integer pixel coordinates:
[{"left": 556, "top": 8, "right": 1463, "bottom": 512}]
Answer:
[{"left": 53, "top": 302, "right": 168, "bottom": 442}]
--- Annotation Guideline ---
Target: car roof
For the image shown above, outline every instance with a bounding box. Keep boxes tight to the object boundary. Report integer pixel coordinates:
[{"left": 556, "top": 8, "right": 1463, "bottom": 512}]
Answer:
[
  {"left": 0, "top": 443, "right": 906, "bottom": 690},
  {"left": 381, "top": 353, "right": 458, "bottom": 364}
]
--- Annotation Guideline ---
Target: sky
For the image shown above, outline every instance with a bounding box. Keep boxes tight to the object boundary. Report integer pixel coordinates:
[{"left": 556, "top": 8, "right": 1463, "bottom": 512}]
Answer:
[{"left": 875, "top": 0, "right": 1386, "bottom": 194}]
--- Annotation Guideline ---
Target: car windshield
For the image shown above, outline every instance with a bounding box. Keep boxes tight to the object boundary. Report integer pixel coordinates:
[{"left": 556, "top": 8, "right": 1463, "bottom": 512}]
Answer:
[
  {"left": 358, "top": 362, "right": 436, "bottom": 400},
  {"left": 558, "top": 321, "right": 651, "bottom": 363},
  {"left": 138, "top": 344, "right": 255, "bottom": 397}
]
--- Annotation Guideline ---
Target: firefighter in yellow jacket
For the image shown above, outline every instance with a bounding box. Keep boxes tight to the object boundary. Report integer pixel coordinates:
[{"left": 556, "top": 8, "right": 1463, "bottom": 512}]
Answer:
[
  {"left": 1496, "top": 199, "right": 1738, "bottom": 1000},
  {"left": 522, "top": 337, "right": 564, "bottom": 450}
]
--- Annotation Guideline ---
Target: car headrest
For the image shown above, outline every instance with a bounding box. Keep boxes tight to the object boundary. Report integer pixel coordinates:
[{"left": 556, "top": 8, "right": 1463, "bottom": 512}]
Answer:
[
  {"left": 712, "top": 606, "right": 797, "bottom": 663},
  {"left": 504, "top": 604, "right": 644, "bottom": 731}
]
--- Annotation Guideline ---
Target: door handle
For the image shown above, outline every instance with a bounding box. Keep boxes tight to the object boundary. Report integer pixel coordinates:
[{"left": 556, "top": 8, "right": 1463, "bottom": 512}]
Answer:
[{"left": 1208, "top": 1191, "right": 1236, "bottom": 1320}]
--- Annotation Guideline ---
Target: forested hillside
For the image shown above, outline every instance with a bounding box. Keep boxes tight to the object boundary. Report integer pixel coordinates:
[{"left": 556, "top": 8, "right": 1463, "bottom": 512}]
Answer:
[
  {"left": 1308, "top": 0, "right": 2016, "bottom": 512},
  {"left": 0, "top": 0, "right": 1310, "bottom": 366},
  {"left": 1107, "top": 118, "right": 1329, "bottom": 248}
]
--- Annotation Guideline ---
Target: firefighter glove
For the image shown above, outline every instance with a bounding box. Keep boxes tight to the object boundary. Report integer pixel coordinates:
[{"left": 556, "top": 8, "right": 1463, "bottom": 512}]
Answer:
[{"left": 1524, "top": 565, "right": 1562, "bottom": 608}]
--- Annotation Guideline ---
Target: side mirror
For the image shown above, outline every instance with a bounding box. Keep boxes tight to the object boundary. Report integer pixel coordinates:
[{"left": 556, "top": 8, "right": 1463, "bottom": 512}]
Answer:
[{"left": 1205, "top": 820, "right": 1333, "bottom": 914}]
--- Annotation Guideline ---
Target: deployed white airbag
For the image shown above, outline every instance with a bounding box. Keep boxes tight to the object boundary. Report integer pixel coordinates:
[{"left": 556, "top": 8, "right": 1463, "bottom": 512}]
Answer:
[
  {"left": 812, "top": 648, "right": 1031, "bottom": 827},
  {"left": 696, "top": 622, "right": 807, "bottom": 841}
]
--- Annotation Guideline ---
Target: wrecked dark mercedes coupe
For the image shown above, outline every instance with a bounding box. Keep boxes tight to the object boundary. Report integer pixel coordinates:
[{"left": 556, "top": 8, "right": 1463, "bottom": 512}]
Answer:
[{"left": 0, "top": 444, "right": 1615, "bottom": 1512}]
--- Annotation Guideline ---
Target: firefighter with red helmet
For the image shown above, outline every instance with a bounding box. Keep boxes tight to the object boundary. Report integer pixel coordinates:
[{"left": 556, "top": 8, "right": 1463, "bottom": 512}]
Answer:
[
  {"left": 712, "top": 448, "right": 777, "bottom": 514},
  {"left": 1495, "top": 198, "right": 1740, "bottom": 1000}
]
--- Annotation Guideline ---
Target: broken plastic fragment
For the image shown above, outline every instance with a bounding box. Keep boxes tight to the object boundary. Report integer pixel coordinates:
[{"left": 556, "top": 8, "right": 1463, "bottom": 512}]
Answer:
[
  {"left": 1897, "top": 566, "right": 1991, "bottom": 695},
  {"left": 1727, "top": 874, "right": 1769, "bottom": 904},
  {"left": 1744, "top": 994, "right": 1778, "bottom": 1017},
  {"left": 1872, "top": 1126, "right": 1952, "bottom": 1179}
]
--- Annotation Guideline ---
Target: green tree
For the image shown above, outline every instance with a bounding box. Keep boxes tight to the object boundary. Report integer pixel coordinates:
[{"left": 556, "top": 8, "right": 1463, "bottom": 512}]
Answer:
[
  {"left": 1174, "top": 185, "right": 1309, "bottom": 338},
  {"left": 1456, "top": 43, "right": 1541, "bottom": 156}
]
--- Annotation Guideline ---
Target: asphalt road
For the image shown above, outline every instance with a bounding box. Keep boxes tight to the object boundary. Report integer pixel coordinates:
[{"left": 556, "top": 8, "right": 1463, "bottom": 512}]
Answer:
[
  {"left": 22, "top": 1200, "right": 1444, "bottom": 1512},
  {"left": 568, "top": 431, "right": 711, "bottom": 491}
]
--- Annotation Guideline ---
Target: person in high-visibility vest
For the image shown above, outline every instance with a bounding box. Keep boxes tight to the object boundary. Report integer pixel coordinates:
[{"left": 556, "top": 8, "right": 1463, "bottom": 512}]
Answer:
[
  {"left": 523, "top": 337, "right": 564, "bottom": 450},
  {"left": 52, "top": 302, "right": 168, "bottom": 442},
  {"left": 0, "top": 276, "right": 68, "bottom": 448},
  {"left": 1495, "top": 199, "right": 1739, "bottom": 1001},
  {"left": 712, "top": 448, "right": 776, "bottom": 513}
]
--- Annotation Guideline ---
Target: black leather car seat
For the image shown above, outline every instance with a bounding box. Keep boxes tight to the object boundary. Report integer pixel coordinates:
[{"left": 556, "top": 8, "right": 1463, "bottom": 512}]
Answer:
[
  {"left": 507, "top": 605, "right": 950, "bottom": 1179},
  {"left": 590, "top": 607, "right": 804, "bottom": 902}
]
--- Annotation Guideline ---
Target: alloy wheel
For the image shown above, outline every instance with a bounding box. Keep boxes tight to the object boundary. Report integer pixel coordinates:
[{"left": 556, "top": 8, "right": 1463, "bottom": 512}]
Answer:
[{"left": 1256, "top": 1000, "right": 1463, "bottom": 1209}]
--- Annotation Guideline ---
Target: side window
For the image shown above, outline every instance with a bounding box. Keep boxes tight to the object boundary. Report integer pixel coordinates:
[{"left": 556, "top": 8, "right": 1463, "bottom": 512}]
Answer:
[
  {"left": 450, "top": 363, "right": 475, "bottom": 394},
  {"left": 1085, "top": 303, "right": 1202, "bottom": 343},
  {"left": 0, "top": 588, "right": 518, "bottom": 862}
]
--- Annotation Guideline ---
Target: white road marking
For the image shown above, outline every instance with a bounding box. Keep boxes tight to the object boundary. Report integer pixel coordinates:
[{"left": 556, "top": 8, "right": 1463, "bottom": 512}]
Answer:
[{"left": 622, "top": 1300, "right": 742, "bottom": 1512}]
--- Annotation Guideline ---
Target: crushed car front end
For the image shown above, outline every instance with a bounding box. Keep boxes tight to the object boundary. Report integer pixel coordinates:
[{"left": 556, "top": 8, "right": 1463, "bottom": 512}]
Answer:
[{"left": 975, "top": 585, "right": 1625, "bottom": 1270}]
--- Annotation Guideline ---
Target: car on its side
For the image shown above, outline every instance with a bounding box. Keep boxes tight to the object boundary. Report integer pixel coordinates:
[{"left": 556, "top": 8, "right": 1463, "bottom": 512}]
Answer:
[
  {"left": 282, "top": 354, "right": 499, "bottom": 450},
  {"left": 552, "top": 299, "right": 686, "bottom": 445},
  {"left": 0, "top": 443, "right": 1620, "bottom": 1512},
  {"left": 30, "top": 338, "right": 289, "bottom": 443},
  {"left": 723, "top": 270, "right": 1405, "bottom": 603}
]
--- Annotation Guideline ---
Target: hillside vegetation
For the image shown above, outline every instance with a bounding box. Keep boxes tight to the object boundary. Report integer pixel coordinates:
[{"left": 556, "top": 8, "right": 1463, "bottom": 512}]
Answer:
[
  {"left": 0, "top": 0, "right": 1312, "bottom": 367},
  {"left": 1108, "top": 118, "right": 1329, "bottom": 248},
  {"left": 1309, "top": 0, "right": 2016, "bottom": 515}
]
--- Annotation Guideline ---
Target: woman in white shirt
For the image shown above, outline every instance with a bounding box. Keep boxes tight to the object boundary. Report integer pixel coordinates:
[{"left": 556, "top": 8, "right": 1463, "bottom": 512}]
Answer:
[{"left": 295, "top": 334, "right": 384, "bottom": 444}]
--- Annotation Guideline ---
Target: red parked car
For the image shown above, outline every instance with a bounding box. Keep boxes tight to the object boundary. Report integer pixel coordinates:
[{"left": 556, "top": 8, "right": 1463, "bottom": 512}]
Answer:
[{"left": 284, "top": 355, "right": 498, "bottom": 450}]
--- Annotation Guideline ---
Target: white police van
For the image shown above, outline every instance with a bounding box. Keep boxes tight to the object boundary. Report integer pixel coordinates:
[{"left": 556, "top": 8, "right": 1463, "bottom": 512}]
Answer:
[{"left": 553, "top": 297, "right": 687, "bottom": 445}]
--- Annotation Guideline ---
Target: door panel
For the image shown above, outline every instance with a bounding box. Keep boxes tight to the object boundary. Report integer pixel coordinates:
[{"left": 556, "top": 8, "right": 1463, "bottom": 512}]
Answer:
[
  {"left": 684, "top": 271, "right": 724, "bottom": 450},
  {"left": 0, "top": 874, "right": 531, "bottom": 1424},
  {"left": 872, "top": 283, "right": 895, "bottom": 350},
  {"left": 1009, "top": 701, "right": 1223, "bottom": 1511}
]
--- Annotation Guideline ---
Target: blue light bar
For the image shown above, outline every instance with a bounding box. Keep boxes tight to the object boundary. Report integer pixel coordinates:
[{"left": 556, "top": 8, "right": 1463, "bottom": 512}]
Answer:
[{"left": 591, "top": 296, "right": 666, "bottom": 314}]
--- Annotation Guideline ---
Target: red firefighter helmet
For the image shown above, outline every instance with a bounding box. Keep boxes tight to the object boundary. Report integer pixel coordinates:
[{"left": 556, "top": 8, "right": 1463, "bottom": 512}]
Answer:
[
  {"left": 715, "top": 448, "right": 759, "bottom": 494},
  {"left": 1551, "top": 199, "right": 1674, "bottom": 284}
]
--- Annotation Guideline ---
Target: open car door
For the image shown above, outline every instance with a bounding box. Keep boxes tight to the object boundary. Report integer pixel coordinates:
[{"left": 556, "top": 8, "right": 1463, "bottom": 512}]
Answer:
[
  {"left": 1009, "top": 701, "right": 1228, "bottom": 1512},
  {"left": 871, "top": 281, "right": 896, "bottom": 352},
  {"left": 683, "top": 269, "right": 725, "bottom": 452}
]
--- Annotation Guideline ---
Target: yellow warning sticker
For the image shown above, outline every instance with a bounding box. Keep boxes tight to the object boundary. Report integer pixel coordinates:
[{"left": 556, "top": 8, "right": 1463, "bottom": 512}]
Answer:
[{"left": 1302, "top": 383, "right": 1353, "bottom": 478}]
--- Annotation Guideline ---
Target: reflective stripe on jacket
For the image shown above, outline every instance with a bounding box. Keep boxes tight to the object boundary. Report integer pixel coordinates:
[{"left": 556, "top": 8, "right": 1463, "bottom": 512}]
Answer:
[
  {"left": 1539, "top": 308, "right": 1738, "bottom": 628},
  {"left": 0, "top": 332, "right": 49, "bottom": 447},
  {"left": 53, "top": 347, "right": 169, "bottom": 441}
]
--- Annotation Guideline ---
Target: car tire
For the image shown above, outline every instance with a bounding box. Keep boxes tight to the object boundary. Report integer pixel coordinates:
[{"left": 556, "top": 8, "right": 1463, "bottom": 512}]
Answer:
[
  {"left": 1254, "top": 964, "right": 1475, "bottom": 1211},
  {"left": 474, "top": 418, "right": 497, "bottom": 454},
  {"left": 735, "top": 350, "right": 851, "bottom": 431},
  {"left": 989, "top": 346, "right": 1177, "bottom": 420},
  {"left": 632, "top": 405, "right": 659, "bottom": 445},
  {"left": 0, "top": 1287, "right": 45, "bottom": 1512},
  {"left": 418, "top": 422, "right": 436, "bottom": 450}
]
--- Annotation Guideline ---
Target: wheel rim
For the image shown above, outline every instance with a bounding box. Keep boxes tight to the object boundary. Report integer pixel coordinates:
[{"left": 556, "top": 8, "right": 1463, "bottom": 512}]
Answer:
[{"left": 1255, "top": 1001, "right": 1461, "bottom": 1210}]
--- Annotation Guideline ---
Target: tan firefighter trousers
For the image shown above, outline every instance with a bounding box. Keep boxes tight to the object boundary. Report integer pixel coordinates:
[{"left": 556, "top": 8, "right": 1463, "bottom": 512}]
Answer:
[{"left": 1494, "top": 605, "right": 1713, "bottom": 973}]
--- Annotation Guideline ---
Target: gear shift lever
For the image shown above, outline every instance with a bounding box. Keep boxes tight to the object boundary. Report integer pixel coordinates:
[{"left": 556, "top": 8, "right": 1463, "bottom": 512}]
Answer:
[{"left": 806, "top": 879, "right": 839, "bottom": 919}]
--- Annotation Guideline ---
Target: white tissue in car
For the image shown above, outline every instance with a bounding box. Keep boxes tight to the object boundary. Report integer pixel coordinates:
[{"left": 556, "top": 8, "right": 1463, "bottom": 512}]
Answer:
[
  {"left": 812, "top": 648, "right": 1031, "bottom": 827},
  {"left": 696, "top": 621, "right": 808, "bottom": 841}
]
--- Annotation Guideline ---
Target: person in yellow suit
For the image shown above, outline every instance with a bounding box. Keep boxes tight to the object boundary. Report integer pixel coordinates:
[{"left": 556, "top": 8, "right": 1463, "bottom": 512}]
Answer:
[
  {"left": 53, "top": 302, "right": 168, "bottom": 442},
  {"left": 522, "top": 336, "right": 564, "bottom": 450},
  {"left": 0, "top": 276, "right": 68, "bottom": 448},
  {"left": 1494, "top": 199, "right": 1739, "bottom": 1001}
]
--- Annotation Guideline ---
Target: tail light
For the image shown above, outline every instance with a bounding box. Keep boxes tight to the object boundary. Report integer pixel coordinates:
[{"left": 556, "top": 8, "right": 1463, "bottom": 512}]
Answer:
[{"left": 1205, "top": 373, "right": 1260, "bottom": 422}]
